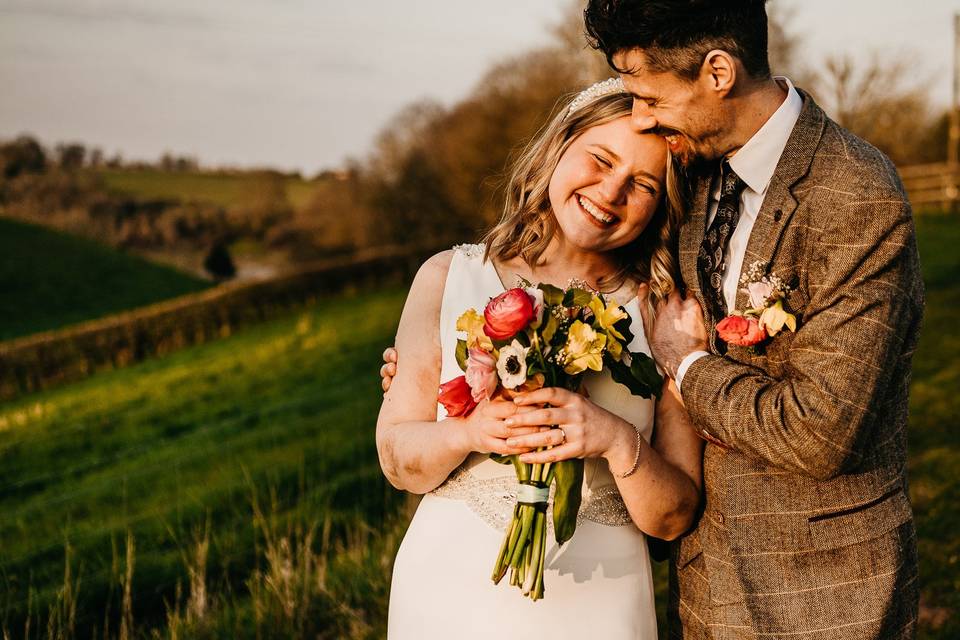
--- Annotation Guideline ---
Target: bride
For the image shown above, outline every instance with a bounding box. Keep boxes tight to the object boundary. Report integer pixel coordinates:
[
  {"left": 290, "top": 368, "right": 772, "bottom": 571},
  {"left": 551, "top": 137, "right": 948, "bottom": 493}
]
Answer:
[{"left": 376, "top": 79, "right": 703, "bottom": 639}]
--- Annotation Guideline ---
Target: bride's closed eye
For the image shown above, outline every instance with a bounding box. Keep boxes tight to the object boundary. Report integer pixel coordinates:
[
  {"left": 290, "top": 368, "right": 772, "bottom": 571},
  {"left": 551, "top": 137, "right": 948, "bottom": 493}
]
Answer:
[
  {"left": 632, "top": 179, "right": 657, "bottom": 195},
  {"left": 590, "top": 152, "right": 613, "bottom": 168}
]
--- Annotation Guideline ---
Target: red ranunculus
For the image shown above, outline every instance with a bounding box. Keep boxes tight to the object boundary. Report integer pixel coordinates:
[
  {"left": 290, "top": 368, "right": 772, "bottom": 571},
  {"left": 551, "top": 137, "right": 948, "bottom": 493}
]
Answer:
[
  {"left": 438, "top": 375, "right": 478, "bottom": 417},
  {"left": 483, "top": 288, "right": 536, "bottom": 340},
  {"left": 716, "top": 315, "right": 768, "bottom": 346}
]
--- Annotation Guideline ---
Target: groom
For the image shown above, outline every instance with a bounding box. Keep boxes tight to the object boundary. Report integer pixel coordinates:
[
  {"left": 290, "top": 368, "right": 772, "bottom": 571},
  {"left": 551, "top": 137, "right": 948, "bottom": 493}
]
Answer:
[
  {"left": 582, "top": 1, "right": 922, "bottom": 639},
  {"left": 381, "top": 1, "right": 923, "bottom": 637}
]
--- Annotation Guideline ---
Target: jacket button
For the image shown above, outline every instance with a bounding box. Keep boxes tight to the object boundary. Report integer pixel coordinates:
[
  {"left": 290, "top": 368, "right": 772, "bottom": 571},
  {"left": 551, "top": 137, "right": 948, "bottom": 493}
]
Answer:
[
  {"left": 716, "top": 512, "right": 725, "bottom": 525},
  {"left": 773, "top": 209, "right": 783, "bottom": 222}
]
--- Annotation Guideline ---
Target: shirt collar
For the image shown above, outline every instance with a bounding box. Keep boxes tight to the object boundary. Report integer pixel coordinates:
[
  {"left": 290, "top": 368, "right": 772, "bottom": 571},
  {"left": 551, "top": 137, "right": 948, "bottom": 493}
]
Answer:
[{"left": 727, "top": 76, "right": 803, "bottom": 196}]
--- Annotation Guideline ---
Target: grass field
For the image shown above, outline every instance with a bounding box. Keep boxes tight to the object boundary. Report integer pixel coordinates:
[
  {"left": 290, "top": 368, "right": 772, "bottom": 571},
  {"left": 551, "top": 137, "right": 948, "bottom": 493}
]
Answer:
[
  {"left": 0, "top": 218, "right": 210, "bottom": 341},
  {"left": 99, "top": 169, "right": 318, "bottom": 209},
  {"left": 0, "top": 286, "right": 409, "bottom": 638},
  {"left": 0, "top": 214, "right": 956, "bottom": 638}
]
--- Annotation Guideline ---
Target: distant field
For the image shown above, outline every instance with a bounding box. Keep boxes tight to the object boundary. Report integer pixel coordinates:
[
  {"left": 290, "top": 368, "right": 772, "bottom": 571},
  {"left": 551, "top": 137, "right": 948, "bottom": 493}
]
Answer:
[
  {"left": 0, "top": 218, "right": 209, "bottom": 341},
  {"left": 99, "top": 168, "right": 318, "bottom": 209},
  {"left": 1, "top": 214, "right": 956, "bottom": 638}
]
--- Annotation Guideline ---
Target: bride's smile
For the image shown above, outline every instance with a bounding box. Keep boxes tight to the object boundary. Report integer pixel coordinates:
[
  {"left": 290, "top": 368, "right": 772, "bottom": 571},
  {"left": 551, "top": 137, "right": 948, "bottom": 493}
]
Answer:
[{"left": 547, "top": 116, "right": 666, "bottom": 255}]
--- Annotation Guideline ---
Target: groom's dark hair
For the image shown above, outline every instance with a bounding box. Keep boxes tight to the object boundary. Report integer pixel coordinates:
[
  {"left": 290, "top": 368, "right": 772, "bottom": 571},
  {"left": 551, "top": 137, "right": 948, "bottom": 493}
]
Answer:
[{"left": 584, "top": 0, "right": 771, "bottom": 81}]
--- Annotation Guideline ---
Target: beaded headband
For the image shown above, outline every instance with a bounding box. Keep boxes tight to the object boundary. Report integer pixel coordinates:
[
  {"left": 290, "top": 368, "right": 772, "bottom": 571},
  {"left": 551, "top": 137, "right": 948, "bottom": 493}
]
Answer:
[{"left": 565, "top": 77, "right": 627, "bottom": 119}]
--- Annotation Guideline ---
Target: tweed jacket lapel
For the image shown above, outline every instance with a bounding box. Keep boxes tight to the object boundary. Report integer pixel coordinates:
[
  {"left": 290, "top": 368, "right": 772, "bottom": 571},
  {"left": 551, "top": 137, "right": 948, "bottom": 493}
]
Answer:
[{"left": 733, "top": 91, "right": 827, "bottom": 312}]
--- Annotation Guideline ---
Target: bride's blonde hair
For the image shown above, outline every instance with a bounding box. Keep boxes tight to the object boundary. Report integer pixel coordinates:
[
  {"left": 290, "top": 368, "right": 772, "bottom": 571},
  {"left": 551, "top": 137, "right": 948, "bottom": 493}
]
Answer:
[{"left": 482, "top": 91, "right": 684, "bottom": 302}]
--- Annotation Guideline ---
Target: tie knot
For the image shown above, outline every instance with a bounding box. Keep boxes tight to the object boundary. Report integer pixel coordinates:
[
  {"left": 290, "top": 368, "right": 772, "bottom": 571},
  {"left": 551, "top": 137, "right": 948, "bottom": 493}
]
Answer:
[{"left": 720, "top": 160, "right": 745, "bottom": 198}]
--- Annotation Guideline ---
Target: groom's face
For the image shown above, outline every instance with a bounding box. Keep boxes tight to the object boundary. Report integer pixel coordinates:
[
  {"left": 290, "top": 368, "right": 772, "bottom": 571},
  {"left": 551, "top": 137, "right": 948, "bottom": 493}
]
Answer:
[{"left": 612, "top": 49, "right": 728, "bottom": 168}]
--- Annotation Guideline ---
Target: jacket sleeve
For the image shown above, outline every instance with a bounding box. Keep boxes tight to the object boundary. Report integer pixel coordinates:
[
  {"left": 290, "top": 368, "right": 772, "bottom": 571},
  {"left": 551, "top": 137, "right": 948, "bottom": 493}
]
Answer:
[{"left": 681, "top": 197, "right": 923, "bottom": 480}]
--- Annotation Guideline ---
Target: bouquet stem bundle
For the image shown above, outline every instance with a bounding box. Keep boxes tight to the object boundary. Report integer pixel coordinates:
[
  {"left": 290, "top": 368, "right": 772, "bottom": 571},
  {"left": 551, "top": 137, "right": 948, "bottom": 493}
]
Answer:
[{"left": 491, "top": 459, "right": 554, "bottom": 599}]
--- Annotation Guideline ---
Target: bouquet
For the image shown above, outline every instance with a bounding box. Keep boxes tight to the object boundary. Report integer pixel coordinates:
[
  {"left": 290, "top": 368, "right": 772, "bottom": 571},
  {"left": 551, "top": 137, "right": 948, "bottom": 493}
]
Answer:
[{"left": 437, "top": 282, "right": 662, "bottom": 600}]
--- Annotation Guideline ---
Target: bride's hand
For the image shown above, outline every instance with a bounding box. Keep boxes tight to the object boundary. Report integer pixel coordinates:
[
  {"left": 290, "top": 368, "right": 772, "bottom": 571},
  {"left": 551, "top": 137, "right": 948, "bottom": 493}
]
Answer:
[
  {"left": 502, "top": 387, "right": 635, "bottom": 465},
  {"left": 459, "top": 398, "right": 546, "bottom": 456}
]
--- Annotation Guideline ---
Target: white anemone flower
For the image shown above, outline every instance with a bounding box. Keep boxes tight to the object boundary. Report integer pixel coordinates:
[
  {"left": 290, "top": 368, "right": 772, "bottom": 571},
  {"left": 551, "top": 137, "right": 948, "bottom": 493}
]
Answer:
[{"left": 496, "top": 340, "right": 530, "bottom": 390}]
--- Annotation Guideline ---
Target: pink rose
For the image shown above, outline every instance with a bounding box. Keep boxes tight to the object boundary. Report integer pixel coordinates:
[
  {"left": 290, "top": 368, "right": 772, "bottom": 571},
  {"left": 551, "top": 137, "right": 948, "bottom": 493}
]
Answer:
[
  {"left": 465, "top": 348, "right": 498, "bottom": 402},
  {"left": 716, "top": 315, "right": 768, "bottom": 347},
  {"left": 438, "top": 375, "right": 478, "bottom": 417},
  {"left": 524, "top": 287, "right": 545, "bottom": 326},
  {"left": 483, "top": 288, "right": 536, "bottom": 340},
  {"left": 745, "top": 281, "right": 775, "bottom": 309}
]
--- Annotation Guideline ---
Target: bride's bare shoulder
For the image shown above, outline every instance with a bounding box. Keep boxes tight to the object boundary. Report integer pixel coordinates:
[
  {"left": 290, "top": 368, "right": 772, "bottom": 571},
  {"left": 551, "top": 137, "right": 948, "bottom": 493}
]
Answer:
[
  {"left": 412, "top": 249, "right": 454, "bottom": 290},
  {"left": 402, "top": 249, "right": 455, "bottom": 313}
]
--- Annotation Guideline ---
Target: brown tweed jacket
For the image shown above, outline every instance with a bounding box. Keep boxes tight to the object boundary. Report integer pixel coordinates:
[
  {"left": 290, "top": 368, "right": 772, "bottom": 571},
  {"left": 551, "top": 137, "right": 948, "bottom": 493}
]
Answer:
[{"left": 669, "top": 92, "right": 923, "bottom": 640}]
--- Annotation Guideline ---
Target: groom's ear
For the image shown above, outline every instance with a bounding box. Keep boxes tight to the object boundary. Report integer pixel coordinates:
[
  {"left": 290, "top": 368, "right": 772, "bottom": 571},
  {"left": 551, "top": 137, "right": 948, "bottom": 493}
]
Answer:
[{"left": 698, "top": 49, "right": 737, "bottom": 98}]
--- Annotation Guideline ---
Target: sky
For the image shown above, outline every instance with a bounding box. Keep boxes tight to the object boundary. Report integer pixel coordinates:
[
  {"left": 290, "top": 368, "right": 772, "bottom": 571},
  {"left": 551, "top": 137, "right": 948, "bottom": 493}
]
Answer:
[{"left": 2, "top": 0, "right": 959, "bottom": 175}]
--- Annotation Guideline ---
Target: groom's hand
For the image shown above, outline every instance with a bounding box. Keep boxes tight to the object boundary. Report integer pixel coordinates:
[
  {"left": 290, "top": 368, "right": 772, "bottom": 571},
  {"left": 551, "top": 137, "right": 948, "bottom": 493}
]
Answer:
[
  {"left": 380, "top": 347, "right": 398, "bottom": 393},
  {"left": 639, "top": 286, "right": 708, "bottom": 379}
]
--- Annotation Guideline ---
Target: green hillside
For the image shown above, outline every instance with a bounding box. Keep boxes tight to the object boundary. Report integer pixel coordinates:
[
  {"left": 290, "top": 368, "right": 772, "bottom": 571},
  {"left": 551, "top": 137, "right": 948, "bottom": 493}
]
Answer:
[
  {"left": 99, "top": 168, "right": 317, "bottom": 209},
  {"left": 0, "top": 214, "right": 956, "bottom": 639},
  {"left": 0, "top": 218, "right": 210, "bottom": 341}
]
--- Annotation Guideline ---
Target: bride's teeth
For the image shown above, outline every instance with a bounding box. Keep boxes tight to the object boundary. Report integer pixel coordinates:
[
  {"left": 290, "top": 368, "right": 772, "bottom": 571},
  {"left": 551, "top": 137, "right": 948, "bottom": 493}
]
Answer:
[{"left": 578, "top": 196, "right": 614, "bottom": 224}]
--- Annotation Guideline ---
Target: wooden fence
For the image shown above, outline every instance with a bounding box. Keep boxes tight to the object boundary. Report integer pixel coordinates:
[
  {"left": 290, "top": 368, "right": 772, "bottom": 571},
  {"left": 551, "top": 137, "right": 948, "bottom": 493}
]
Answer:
[
  {"left": 0, "top": 245, "right": 436, "bottom": 401},
  {"left": 899, "top": 162, "right": 960, "bottom": 212}
]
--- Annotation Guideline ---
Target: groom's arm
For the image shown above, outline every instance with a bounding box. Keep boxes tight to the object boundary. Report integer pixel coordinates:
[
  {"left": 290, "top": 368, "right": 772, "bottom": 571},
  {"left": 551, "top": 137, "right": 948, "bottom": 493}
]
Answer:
[{"left": 679, "top": 197, "right": 923, "bottom": 480}]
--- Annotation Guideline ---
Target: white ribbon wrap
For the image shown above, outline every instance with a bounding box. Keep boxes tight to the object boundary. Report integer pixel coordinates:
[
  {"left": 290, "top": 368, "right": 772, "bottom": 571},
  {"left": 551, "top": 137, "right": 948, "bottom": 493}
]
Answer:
[{"left": 516, "top": 483, "right": 549, "bottom": 505}]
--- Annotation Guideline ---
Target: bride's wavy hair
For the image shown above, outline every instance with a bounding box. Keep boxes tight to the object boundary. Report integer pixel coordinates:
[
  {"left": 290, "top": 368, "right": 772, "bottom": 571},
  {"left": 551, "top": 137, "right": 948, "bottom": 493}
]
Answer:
[{"left": 482, "top": 91, "right": 684, "bottom": 302}]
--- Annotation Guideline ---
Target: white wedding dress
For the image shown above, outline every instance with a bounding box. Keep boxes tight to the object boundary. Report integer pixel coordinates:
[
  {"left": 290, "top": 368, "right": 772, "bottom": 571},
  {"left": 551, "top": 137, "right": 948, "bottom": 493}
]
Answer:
[{"left": 387, "top": 244, "right": 658, "bottom": 639}]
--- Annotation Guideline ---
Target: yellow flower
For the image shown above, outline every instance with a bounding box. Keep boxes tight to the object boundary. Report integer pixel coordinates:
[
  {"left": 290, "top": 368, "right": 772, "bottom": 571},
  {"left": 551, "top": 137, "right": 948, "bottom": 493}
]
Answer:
[
  {"left": 588, "top": 297, "right": 627, "bottom": 359},
  {"left": 563, "top": 320, "right": 607, "bottom": 375},
  {"left": 456, "top": 309, "right": 493, "bottom": 350},
  {"left": 758, "top": 299, "right": 797, "bottom": 337}
]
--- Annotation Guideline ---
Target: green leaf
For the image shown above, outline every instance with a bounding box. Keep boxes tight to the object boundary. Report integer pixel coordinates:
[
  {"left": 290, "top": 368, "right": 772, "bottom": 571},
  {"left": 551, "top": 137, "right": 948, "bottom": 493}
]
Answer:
[
  {"left": 539, "top": 283, "right": 565, "bottom": 305},
  {"left": 630, "top": 352, "right": 663, "bottom": 400},
  {"left": 606, "top": 353, "right": 663, "bottom": 399},
  {"left": 613, "top": 315, "right": 634, "bottom": 345},
  {"left": 541, "top": 314, "right": 559, "bottom": 345},
  {"left": 455, "top": 339, "right": 469, "bottom": 372},
  {"left": 552, "top": 459, "right": 584, "bottom": 545},
  {"left": 563, "top": 288, "right": 593, "bottom": 308}
]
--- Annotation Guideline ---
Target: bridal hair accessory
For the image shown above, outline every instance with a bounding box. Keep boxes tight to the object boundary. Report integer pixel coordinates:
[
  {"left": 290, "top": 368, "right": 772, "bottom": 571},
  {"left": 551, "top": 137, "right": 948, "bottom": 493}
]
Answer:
[{"left": 566, "top": 77, "right": 627, "bottom": 119}]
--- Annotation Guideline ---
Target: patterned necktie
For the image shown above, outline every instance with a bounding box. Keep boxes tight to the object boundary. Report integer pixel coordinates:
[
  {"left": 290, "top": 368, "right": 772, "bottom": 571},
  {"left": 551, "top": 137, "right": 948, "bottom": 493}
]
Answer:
[{"left": 697, "top": 160, "right": 746, "bottom": 322}]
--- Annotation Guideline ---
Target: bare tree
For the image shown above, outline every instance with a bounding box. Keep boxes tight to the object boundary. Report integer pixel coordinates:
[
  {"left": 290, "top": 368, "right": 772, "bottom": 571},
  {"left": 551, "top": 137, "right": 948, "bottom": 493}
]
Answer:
[
  {"left": 766, "top": 1, "right": 816, "bottom": 87},
  {"left": 812, "top": 51, "right": 932, "bottom": 165},
  {"left": 550, "top": 1, "right": 611, "bottom": 83}
]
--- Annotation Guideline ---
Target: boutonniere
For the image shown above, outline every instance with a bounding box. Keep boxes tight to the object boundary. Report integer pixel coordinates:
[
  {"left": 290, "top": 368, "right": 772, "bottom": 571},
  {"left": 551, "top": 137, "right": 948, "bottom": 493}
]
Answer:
[{"left": 716, "top": 261, "right": 798, "bottom": 350}]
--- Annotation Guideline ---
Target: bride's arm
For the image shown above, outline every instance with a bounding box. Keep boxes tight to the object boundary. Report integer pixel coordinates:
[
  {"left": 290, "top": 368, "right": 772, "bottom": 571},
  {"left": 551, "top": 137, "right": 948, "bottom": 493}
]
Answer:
[
  {"left": 504, "top": 380, "right": 703, "bottom": 540},
  {"left": 376, "top": 251, "right": 535, "bottom": 494},
  {"left": 618, "top": 379, "right": 703, "bottom": 539}
]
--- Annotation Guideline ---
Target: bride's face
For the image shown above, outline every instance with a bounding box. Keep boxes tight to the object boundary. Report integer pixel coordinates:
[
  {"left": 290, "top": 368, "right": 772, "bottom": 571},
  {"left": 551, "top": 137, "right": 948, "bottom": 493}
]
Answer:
[{"left": 547, "top": 116, "right": 666, "bottom": 254}]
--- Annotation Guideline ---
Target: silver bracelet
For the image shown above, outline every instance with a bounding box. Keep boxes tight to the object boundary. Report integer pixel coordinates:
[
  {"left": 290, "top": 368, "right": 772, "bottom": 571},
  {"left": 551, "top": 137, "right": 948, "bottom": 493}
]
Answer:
[{"left": 614, "top": 424, "right": 643, "bottom": 479}]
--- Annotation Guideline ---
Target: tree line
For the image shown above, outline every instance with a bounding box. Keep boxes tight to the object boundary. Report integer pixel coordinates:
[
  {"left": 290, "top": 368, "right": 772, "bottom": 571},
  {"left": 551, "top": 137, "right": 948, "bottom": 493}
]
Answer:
[{"left": 0, "top": 3, "right": 950, "bottom": 280}]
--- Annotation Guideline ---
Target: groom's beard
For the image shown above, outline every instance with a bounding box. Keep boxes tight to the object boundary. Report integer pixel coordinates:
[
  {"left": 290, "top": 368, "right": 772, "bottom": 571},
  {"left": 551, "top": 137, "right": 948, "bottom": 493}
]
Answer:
[{"left": 671, "top": 149, "right": 717, "bottom": 181}]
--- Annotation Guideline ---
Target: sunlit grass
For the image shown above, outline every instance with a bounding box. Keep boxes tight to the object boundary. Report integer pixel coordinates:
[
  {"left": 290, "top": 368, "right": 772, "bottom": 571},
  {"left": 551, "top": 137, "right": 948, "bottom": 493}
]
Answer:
[
  {"left": 0, "top": 286, "right": 408, "bottom": 637},
  {"left": 99, "top": 169, "right": 317, "bottom": 209}
]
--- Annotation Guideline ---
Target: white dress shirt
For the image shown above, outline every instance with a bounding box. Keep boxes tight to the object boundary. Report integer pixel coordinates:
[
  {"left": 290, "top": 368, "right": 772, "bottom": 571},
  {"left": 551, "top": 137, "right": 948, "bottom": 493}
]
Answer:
[{"left": 676, "top": 77, "right": 803, "bottom": 390}]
